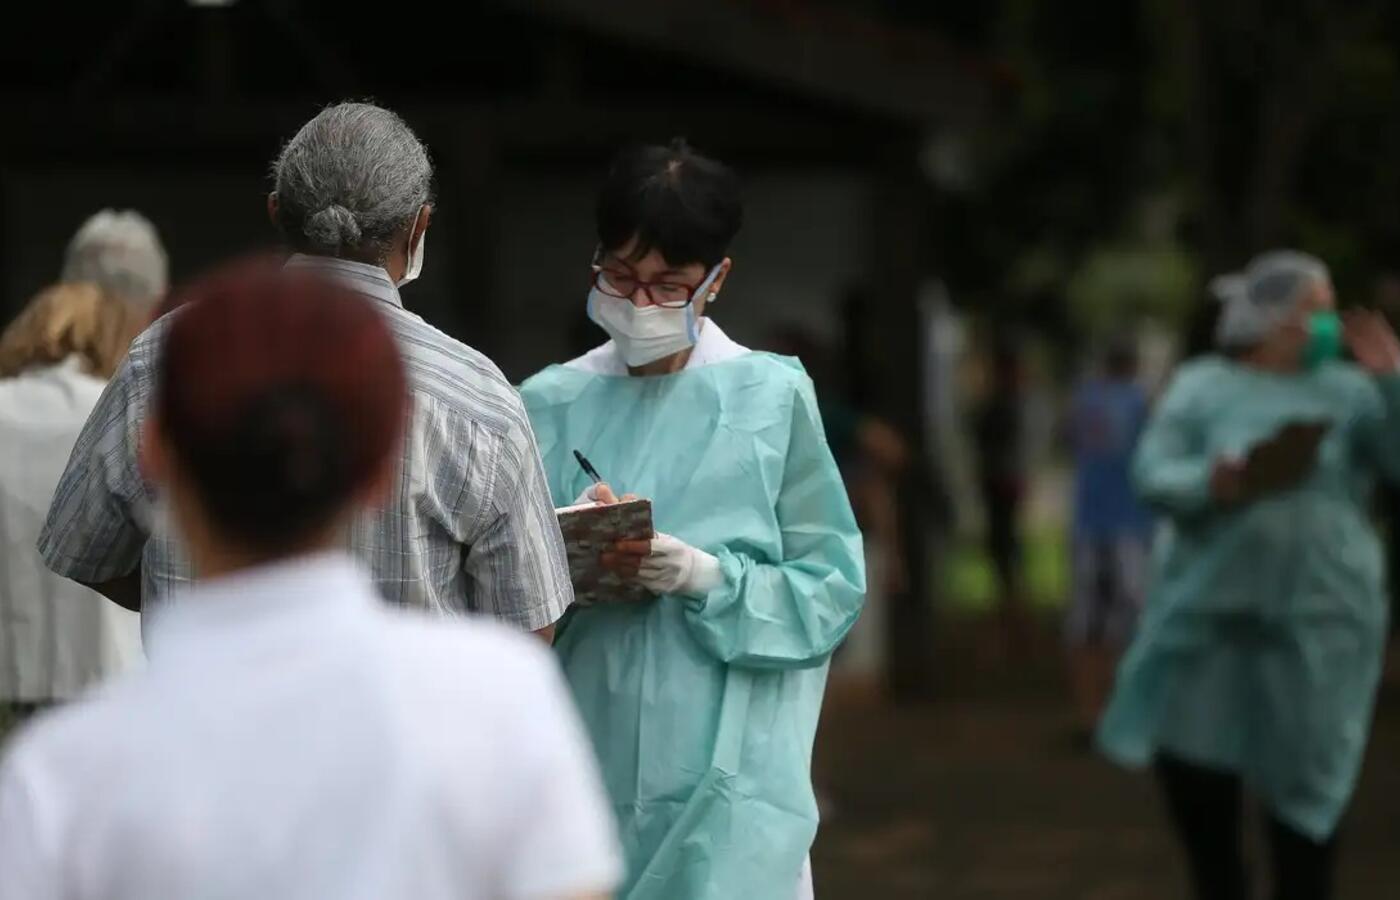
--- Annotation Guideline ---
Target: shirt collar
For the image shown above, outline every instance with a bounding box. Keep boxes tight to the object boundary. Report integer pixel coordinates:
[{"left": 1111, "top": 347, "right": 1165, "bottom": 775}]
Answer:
[
  {"left": 285, "top": 254, "right": 403, "bottom": 309},
  {"left": 684, "top": 319, "right": 748, "bottom": 368},
  {"left": 143, "top": 550, "right": 376, "bottom": 662},
  {"left": 568, "top": 319, "right": 750, "bottom": 375}
]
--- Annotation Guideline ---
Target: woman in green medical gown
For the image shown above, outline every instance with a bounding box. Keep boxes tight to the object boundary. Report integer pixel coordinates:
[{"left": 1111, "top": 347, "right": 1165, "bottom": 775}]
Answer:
[
  {"left": 1099, "top": 250, "right": 1400, "bottom": 900},
  {"left": 519, "top": 140, "right": 865, "bottom": 900}
]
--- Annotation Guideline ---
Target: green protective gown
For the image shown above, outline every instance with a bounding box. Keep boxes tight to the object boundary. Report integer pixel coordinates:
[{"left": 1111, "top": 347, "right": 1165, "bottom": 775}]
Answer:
[
  {"left": 1099, "top": 357, "right": 1400, "bottom": 840},
  {"left": 519, "top": 351, "right": 865, "bottom": 899}
]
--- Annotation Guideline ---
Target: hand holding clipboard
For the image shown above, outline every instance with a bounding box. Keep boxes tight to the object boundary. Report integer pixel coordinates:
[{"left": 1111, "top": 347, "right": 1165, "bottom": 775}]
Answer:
[{"left": 1212, "top": 421, "right": 1330, "bottom": 505}]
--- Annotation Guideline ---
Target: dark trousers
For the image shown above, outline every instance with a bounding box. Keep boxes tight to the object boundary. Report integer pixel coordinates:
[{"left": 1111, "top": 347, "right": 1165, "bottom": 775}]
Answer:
[{"left": 1155, "top": 753, "right": 1338, "bottom": 900}]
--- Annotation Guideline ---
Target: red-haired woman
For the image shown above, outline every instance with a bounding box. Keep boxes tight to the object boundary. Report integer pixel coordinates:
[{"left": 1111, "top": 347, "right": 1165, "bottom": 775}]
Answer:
[{"left": 0, "top": 262, "right": 622, "bottom": 900}]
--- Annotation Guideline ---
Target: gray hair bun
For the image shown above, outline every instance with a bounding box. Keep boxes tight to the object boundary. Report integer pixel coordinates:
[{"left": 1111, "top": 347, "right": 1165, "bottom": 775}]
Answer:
[
  {"left": 272, "top": 103, "right": 433, "bottom": 262},
  {"left": 304, "top": 205, "right": 362, "bottom": 251}
]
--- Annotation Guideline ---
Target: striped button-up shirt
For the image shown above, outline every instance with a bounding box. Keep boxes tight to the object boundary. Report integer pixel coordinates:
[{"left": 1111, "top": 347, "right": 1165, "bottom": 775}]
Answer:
[{"left": 38, "top": 256, "right": 573, "bottom": 631}]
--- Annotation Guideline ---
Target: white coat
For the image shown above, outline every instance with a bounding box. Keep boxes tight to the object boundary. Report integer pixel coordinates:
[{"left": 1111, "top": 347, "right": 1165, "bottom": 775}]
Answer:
[
  {"left": 0, "top": 357, "right": 142, "bottom": 701},
  {"left": 0, "top": 552, "right": 623, "bottom": 899}
]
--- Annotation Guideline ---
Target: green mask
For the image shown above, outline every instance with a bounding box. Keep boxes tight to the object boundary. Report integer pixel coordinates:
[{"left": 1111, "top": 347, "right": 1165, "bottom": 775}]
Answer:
[{"left": 1303, "top": 311, "right": 1342, "bottom": 369}]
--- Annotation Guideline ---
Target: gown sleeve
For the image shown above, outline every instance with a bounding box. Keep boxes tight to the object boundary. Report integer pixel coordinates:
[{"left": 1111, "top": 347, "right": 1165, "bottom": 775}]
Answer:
[
  {"left": 680, "top": 376, "right": 867, "bottom": 671},
  {"left": 1132, "top": 365, "right": 1216, "bottom": 517},
  {"left": 1352, "top": 372, "right": 1400, "bottom": 484}
]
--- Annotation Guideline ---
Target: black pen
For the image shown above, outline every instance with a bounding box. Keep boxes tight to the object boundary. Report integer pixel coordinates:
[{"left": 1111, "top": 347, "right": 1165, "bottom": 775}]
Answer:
[{"left": 573, "top": 450, "right": 604, "bottom": 486}]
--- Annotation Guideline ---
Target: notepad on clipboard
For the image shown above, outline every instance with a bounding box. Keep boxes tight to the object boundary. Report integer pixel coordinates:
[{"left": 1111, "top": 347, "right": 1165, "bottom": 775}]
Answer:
[
  {"left": 1240, "top": 419, "right": 1330, "bottom": 499},
  {"left": 556, "top": 498, "right": 656, "bottom": 606}
]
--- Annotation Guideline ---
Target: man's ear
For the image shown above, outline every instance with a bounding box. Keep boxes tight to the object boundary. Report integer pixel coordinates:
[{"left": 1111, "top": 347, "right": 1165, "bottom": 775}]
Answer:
[
  {"left": 267, "top": 192, "right": 280, "bottom": 228},
  {"left": 707, "top": 257, "right": 733, "bottom": 300}
]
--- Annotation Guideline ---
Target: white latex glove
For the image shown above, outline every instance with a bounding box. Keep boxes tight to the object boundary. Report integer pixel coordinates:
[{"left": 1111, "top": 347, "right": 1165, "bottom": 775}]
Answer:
[
  {"left": 572, "top": 483, "right": 628, "bottom": 506},
  {"left": 572, "top": 483, "right": 605, "bottom": 506},
  {"left": 636, "top": 533, "right": 724, "bottom": 597}
]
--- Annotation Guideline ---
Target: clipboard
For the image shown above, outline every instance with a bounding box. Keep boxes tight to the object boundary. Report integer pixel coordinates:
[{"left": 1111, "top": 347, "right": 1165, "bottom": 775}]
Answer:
[
  {"left": 1240, "top": 420, "right": 1330, "bottom": 498},
  {"left": 555, "top": 498, "right": 656, "bottom": 606}
]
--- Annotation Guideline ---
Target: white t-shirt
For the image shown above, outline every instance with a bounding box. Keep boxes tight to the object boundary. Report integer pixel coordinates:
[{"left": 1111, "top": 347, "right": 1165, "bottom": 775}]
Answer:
[
  {"left": 0, "top": 552, "right": 622, "bottom": 900},
  {"left": 0, "top": 357, "right": 142, "bottom": 701}
]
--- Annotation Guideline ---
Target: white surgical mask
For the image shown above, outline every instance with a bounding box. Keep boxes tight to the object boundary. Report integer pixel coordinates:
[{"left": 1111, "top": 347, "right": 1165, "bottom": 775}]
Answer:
[
  {"left": 396, "top": 207, "right": 426, "bottom": 287},
  {"left": 587, "top": 263, "right": 721, "bottom": 367}
]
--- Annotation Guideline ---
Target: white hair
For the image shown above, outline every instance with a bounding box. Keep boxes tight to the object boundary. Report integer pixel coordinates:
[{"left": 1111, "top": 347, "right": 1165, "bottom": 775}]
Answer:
[
  {"left": 271, "top": 102, "right": 433, "bottom": 263},
  {"left": 1211, "top": 250, "right": 1330, "bottom": 349},
  {"left": 61, "top": 209, "right": 168, "bottom": 310}
]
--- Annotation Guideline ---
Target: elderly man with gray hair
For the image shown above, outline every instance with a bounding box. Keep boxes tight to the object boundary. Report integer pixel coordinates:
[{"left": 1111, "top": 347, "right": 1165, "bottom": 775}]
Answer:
[
  {"left": 1, "top": 210, "right": 166, "bottom": 710},
  {"left": 39, "top": 103, "right": 574, "bottom": 639}
]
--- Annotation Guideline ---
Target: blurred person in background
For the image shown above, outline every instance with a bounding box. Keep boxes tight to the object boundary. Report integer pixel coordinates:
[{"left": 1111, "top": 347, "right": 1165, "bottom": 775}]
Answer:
[
  {"left": 0, "top": 211, "right": 164, "bottom": 714},
  {"left": 973, "top": 337, "right": 1031, "bottom": 653},
  {"left": 1064, "top": 336, "right": 1152, "bottom": 741},
  {"left": 0, "top": 263, "right": 621, "bottom": 899},
  {"left": 519, "top": 140, "right": 866, "bottom": 900},
  {"left": 1099, "top": 251, "right": 1400, "bottom": 900},
  {"left": 766, "top": 324, "right": 909, "bottom": 674},
  {"left": 39, "top": 102, "right": 573, "bottom": 639}
]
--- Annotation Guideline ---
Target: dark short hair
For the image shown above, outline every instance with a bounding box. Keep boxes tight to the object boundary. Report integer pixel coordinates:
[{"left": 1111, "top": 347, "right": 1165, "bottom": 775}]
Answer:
[
  {"left": 596, "top": 138, "right": 743, "bottom": 269},
  {"left": 158, "top": 259, "right": 408, "bottom": 555}
]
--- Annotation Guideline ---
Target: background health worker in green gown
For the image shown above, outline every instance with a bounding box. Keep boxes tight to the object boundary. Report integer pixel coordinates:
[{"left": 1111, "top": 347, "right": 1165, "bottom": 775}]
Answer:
[
  {"left": 1098, "top": 250, "right": 1400, "bottom": 900},
  {"left": 519, "top": 139, "right": 866, "bottom": 900}
]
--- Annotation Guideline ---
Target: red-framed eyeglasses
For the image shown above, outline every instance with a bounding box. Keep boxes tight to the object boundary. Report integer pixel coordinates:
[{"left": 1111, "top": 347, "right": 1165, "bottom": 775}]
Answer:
[{"left": 590, "top": 257, "right": 705, "bottom": 309}]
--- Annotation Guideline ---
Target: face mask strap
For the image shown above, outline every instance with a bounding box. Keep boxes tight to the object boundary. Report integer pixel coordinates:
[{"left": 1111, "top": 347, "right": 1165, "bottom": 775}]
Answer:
[
  {"left": 397, "top": 206, "right": 427, "bottom": 287},
  {"left": 682, "top": 263, "right": 724, "bottom": 344},
  {"left": 690, "top": 262, "right": 724, "bottom": 305}
]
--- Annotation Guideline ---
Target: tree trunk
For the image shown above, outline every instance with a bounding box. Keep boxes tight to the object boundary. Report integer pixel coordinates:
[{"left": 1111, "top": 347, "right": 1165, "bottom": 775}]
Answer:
[{"left": 870, "top": 138, "right": 939, "bottom": 702}]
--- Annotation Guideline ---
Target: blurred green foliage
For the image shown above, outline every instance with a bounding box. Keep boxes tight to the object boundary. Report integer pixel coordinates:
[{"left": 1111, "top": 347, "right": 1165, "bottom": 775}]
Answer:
[
  {"left": 910, "top": 0, "right": 1400, "bottom": 342},
  {"left": 943, "top": 527, "right": 1069, "bottom": 614}
]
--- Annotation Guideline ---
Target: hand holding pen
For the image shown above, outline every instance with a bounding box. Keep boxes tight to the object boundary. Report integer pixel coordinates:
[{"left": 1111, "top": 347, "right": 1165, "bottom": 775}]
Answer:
[
  {"left": 574, "top": 450, "right": 652, "bottom": 580},
  {"left": 573, "top": 450, "right": 637, "bottom": 506}
]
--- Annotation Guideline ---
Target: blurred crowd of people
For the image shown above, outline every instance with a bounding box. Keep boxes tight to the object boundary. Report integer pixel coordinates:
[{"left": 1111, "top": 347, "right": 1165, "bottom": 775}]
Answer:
[
  {"left": 0, "top": 102, "right": 866, "bottom": 900},
  {"left": 0, "top": 211, "right": 164, "bottom": 708},
  {"left": 966, "top": 252, "right": 1400, "bottom": 900}
]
